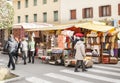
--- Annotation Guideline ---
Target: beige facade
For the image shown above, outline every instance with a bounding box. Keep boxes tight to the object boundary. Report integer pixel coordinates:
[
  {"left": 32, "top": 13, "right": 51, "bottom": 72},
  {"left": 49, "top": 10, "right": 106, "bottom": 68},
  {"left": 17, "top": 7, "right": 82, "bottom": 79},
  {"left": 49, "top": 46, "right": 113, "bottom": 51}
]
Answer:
[
  {"left": 13, "top": 0, "right": 61, "bottom": 24},
  {"left": 13, "top": 0, "right": 120, "bottom": 26}
]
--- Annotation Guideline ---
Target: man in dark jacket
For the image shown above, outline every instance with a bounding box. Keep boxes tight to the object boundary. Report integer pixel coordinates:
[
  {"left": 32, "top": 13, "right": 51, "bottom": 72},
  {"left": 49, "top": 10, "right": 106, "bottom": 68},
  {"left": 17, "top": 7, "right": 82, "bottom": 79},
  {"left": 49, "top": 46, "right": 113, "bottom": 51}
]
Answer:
[{"left": 5, "top": 34, "right": 18, "bottom": 70}]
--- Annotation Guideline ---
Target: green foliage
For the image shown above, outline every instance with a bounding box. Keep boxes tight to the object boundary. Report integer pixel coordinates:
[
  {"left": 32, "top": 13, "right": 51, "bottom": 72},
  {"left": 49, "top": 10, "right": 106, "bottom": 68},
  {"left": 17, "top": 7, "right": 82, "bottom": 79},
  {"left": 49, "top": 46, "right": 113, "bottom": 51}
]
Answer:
[{"left": 0, "top": 0, "right": 14, "bottom": 29}]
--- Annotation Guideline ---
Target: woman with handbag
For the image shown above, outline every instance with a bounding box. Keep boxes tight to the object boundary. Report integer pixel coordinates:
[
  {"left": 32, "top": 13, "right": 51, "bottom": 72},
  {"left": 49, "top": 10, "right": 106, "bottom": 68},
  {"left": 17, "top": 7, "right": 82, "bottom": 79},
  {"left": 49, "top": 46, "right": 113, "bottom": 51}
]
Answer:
[{"left": 74, "top": 38, "right": 87, "bottom": 72}]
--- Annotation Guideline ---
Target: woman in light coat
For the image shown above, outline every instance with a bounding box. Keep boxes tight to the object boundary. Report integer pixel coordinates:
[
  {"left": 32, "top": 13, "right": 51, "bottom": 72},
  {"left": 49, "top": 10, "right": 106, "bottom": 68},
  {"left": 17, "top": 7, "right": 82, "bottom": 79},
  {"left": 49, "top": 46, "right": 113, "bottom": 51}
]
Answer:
[
  {"left": 74, "top": 38, "right": 87, "bottom": 72},
  {"left": 21, "top": 37, "right": 28, "bottom": 65}
]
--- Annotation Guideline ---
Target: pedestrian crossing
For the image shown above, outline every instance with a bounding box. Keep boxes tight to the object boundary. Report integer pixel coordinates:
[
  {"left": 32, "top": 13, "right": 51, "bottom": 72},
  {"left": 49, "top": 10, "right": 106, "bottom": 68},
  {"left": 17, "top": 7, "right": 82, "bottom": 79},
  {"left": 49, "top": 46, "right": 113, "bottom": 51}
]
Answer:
[
  {"left": 25, "top": 77, "right": 52, "bottom": 83},
  {"left": 60, "top": 69, "right": 120, "bottom": 83},
  {"left": 25, "top": 64, "right": 120, "bottom": 83},
  {"left": 45, "top": 73, "right": 91, "bottom": 83}
]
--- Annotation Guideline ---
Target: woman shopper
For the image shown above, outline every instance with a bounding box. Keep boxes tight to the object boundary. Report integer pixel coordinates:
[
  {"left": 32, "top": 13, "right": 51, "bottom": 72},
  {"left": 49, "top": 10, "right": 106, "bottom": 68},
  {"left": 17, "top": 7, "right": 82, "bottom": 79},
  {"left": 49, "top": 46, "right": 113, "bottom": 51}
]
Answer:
[
  {"left": 28, "top": 37, "right": 35, "bottom": 64},
  {"left": 74, "top": 37, "right": 87, "bottom": 72},
  {"left": 5, "top": 34, "right": 18, "bottom": 70},
  {"left": 21, "top": 37, "right": 28, "bottom": 65}
]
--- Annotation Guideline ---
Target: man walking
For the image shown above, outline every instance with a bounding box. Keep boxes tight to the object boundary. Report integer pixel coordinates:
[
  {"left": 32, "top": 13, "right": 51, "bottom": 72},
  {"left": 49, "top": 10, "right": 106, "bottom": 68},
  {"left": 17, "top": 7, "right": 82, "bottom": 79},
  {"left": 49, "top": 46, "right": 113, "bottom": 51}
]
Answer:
[{"left": 5, "top": 34, "right": 18, "bottom": 70}]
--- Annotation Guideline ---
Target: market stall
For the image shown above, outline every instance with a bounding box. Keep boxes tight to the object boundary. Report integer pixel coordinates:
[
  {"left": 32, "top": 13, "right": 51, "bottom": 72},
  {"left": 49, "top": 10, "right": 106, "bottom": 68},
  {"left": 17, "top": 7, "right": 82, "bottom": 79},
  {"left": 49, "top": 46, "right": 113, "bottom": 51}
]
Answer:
[
  {"left": 75, "top": 21, "right": 119, "bottom": 64},
  {"left": 25, "top": 23, "right": 75, "bottom": 65},
  {"left": 13, "top": 22, "right": 119, "bottom": 65}
]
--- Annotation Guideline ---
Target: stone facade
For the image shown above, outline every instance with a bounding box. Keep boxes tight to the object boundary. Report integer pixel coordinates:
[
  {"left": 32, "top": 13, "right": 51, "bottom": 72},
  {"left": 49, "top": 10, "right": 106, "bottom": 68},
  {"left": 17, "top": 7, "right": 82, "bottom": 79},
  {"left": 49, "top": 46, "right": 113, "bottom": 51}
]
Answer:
[{"left": 13, "top": 0, "right": 120, "bottom": 25}]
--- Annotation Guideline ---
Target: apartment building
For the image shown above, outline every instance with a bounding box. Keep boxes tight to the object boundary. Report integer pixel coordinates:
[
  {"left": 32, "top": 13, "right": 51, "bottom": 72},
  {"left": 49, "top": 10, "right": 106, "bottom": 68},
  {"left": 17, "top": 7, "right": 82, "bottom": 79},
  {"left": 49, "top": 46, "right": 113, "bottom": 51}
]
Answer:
[{"left": 13, "top": 0, "right": 120, "bottom": 25}]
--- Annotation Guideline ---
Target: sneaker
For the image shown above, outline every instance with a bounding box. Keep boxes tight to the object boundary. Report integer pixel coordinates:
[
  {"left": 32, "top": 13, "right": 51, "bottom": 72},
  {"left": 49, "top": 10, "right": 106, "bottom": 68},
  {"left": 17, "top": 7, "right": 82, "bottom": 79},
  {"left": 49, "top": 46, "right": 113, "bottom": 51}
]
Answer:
[
  {"left": 24, "top": 62, "right": 26, "bottom": 65},
  {"left": 28, "top": 61, "right": 31, "bottom": 63},
  {"left": 82, "top": 69, "right": 87, "bottom": 72},
  {"left": 32, "top": 61, "right": 34, "bottom": 64},
  {"left": 74, "top": 70, "right": 80, "bottom": 72},
  {"left": 11, "top": 68, "right": 15, "bottom": 70},
  {"left": 7, "top": 65, "right": 10, "bottom": 68}
]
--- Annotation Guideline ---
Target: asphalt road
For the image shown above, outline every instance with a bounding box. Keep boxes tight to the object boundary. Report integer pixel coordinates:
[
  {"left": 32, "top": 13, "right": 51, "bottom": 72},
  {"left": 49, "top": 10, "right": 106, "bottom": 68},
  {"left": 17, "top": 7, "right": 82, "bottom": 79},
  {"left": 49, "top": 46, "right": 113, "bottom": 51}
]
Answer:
[{"left": 0, "top": 51, "right": 120, "bottom": 83}]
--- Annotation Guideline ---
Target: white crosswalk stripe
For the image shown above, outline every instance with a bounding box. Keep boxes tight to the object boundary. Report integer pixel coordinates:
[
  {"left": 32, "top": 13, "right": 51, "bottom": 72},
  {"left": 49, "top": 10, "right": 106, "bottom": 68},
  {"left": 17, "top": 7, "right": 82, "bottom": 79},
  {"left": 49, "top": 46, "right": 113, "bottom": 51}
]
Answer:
[
  {"left": 88, "top": 68, "right": 120, "bottom": 77},
  {"left": 45, "top": 73, "right": 92, "bottom": 83},
  {"left": 25, "top": 77, "right": 52, "bottom": 83},
  {"left": 93, "top": 65, "right": 120, "bottom": 71},
  {"left": 60, "top": 69, "right": 120, "bottom": 83}
]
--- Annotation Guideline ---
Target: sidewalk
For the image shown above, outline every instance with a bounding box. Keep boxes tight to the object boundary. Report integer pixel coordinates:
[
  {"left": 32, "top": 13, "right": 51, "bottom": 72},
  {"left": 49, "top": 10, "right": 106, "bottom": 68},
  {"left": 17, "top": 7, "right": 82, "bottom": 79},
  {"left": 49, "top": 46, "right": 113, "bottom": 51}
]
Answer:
[
  {"left": 0, "top": 50, "right": 60, "bottom": 83},
  {"left": 0, "top": 51, "right": 32, "bottom": 83}
]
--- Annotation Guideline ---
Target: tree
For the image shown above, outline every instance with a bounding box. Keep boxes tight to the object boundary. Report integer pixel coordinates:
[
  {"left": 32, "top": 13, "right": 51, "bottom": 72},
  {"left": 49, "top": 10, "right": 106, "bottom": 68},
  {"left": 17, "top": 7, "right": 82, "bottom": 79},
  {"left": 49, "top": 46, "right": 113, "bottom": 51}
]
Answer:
[{"left": 0, "top": 0, "right": 14, "bottom": 30}]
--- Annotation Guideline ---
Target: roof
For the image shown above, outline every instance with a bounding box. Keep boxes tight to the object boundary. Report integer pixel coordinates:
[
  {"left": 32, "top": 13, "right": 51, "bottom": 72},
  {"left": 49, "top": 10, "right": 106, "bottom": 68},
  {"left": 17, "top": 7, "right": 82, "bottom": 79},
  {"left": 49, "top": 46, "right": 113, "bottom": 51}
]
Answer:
[
  {"left": 13, "top": 22, "right": 115, "bottom": 32},
  {"left": 75, "top": 22, "right": 114, "bottom": 32},
  {"left": 13, "top": 23, "right": 75, "bottom": 31},
  {"left": 13, "top": 23, "right": 53, "bottom": 29},
  {"left": 26, "top": 24, "right": 75, "bottom": 31}
]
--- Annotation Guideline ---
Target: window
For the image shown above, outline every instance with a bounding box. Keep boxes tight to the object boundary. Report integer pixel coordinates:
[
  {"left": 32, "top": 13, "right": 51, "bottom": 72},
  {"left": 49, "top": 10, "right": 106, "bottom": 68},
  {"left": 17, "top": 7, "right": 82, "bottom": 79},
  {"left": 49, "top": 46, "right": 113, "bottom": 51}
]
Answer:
[
  {"left": 99, "top": 5, "right": 111, "bottom": 17},
  {"left": 118, "top": 4, "right": 120, "bottom": 15},
  {"left": 34, "top": 0, "right": 37, "bottom": 6},
  {"left": 17, "top": 1, "right": 21, "bottom": 9},
  {"left": 18, "top": 16, "right": 21, "bottom": 23},
  {"left": 34, "top": 14, "right": 37, "bottom": 22},
  {"left": 54, "top": 11, "right": 58, "bottom": 21},
  {"left": 25, "top": 0, "right": 28, "bottom": 8},
  {"left": 43, "top": 0, "right": 47, "bottom": 4},
  {"left": 43, "top": 12, "right": 47, "bottom": 22},
  {"left": 54, "top": 0, "right": 58, "bottom": 2},
  {"left": 25, "top": 15, "right": 28, "bottom": 23},
  {"left": 70, "top": 10, "right": 76, "bottom": 19},
  {"left": 82, "top": 7, "right": 93, "bottom": 18}
]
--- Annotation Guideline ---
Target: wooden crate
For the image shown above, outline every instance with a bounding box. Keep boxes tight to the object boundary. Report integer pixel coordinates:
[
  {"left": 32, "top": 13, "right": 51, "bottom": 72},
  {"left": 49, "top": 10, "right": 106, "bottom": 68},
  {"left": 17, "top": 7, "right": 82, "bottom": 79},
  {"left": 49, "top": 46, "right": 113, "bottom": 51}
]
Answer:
[
  {"left": 102, "top": 55, "right": 109, "bottom": 64},
  {"left": 109, "top": 57, "right": 118, "bottom": 64}
]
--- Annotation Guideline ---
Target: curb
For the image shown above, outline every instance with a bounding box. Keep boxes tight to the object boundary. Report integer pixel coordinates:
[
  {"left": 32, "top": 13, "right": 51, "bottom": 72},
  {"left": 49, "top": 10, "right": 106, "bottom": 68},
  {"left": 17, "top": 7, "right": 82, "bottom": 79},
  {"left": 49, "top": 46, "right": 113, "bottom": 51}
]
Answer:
[{"left": 0, "top": 76, "right": 25, "bottom": 83}]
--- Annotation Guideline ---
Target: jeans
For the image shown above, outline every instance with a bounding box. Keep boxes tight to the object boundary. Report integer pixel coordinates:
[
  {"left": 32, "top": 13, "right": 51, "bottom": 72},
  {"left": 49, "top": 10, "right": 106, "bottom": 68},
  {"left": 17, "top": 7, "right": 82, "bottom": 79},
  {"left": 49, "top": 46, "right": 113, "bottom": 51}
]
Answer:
[
  {"left": 28, "top": 51, "right": 35, "bottom": 63},
  {"left": 8, "top": 52, "right": 15, "bottom": 69},
  {"left": 22, "top": 51, "right": 28, "bottom": 64},
  {"left": 75, "top": 60, "right": 86, "bottom": 71}
]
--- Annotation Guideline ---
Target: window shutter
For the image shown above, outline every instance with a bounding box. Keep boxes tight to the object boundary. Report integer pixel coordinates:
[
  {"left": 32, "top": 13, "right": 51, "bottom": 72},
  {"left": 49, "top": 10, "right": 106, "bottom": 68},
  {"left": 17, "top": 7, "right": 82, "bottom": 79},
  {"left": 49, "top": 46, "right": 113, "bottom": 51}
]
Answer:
[
  {"left": 91, "top": 7, "right": 93, "bottom": 18},
  {"left": 73, "top": 10, "right": 76, "bottom": 19},
  {"left": 99, "top": 6, "right": 102, "bottom": 17},
  {"left": 82, "top": 8, "right": 85, "bottom": 18},
  {"left": 118, "top": 4, "right": 120, "bottom": 15},
  {"left": 108, "top": 5, "right": 111, "bottom": 16},
  {"left": 71, "top": 10, "right": 76, "bottom": 19}
]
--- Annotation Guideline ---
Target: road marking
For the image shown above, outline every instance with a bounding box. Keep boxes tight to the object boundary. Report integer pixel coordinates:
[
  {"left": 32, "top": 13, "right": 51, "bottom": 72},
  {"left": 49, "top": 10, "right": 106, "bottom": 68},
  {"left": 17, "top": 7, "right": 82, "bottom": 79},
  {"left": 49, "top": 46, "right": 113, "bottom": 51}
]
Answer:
[
  {"left": 0, "top": 59, "right": 4, "bottom": 62},
  {"left": 45, "top": 73, "right": 92, "bottom": 83},
  {"left": 60, "top": 69, "right": 120, "bottom": 83},
  {"left": 88, "top": 68, "right": 120, "bottom": 77},
  {"left": 106, "top": 64, "right": 120, "bottom": 68},
  {"left": 93, "top": 65, "right": 120, "bottom": 71},
  {"left": 26, "top": 77, "right": 52, "bottom": 83}
]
